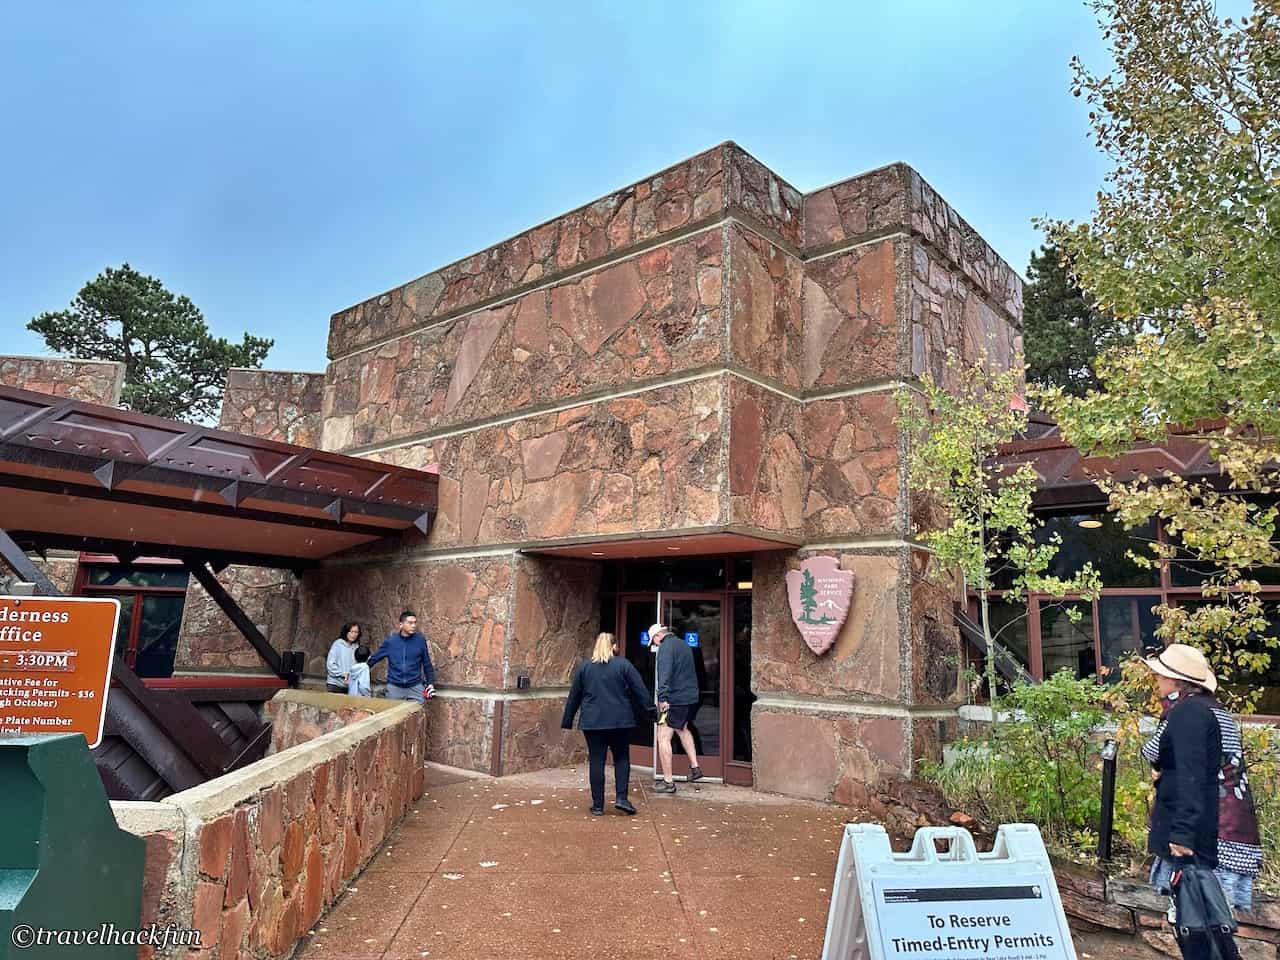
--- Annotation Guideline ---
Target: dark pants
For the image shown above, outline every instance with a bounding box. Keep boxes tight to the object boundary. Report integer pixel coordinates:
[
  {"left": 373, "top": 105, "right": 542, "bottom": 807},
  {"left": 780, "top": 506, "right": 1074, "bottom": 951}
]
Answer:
[
  {"left": 325, "top": 683, "right": 346, "bottom": 694},
  {"left": 584, "top": 728, "right": 632, "bottom": 809},
  {"left": 1175, "top": 930, "right": 1240, "bottom": 960}
]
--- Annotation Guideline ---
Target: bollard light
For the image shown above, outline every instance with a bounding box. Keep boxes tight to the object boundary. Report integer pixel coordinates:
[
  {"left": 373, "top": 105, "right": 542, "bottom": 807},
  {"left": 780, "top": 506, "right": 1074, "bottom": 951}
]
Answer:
[{"left": 1098, "top": 738, "right": 1118, "bottom": 862}]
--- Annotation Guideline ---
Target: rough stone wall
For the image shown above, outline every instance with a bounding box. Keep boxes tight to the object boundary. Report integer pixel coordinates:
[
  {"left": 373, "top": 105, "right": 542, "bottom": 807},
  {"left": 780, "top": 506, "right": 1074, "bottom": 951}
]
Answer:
[
  {"left": 0, "top": 355, "right": 126, "bottom": 404},
  {"left": 801, "top": 238, "right": 901, "bottom": 387},
  {"left": 114, "top": 694, "right": 425, "bottom": 960},
  {"left": 218, "top": 368, "right": 325, "bottom": 445},
  {"left": 176, "top": 567, "right": 301, "bottom": 673},
  {"left": 263, "top": 691, "right": 400, "bottom": 753},
  {"left": 733, "top": 157, "right": 1025, "bottom": 803},
  {"left": 322, "top": 231, "right": 726, "bottom": 452},
  {"left": 727, "top": 224, "right": 804, "bottom": 390},
  {"left": 366, "top": 380, "right": 727, "bottom": 549},
  {"left": 298, "top": 556, "right": 512, "bottom": 687},
  {"left": 287, "top": 143, "right": 1024, "bottom": 791},
  {"left": 327, "top": 146, "right": 727, "bottom": 360}
]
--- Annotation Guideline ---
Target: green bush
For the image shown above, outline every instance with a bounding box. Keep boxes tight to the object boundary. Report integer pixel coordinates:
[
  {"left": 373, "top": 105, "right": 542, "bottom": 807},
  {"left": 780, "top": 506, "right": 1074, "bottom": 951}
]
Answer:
[
  {"left": 923, "top": 671, "right": 1109, "bottom": 848},
  {"left": 926, "top": 666, "right": 1280, "bottom": 891}
]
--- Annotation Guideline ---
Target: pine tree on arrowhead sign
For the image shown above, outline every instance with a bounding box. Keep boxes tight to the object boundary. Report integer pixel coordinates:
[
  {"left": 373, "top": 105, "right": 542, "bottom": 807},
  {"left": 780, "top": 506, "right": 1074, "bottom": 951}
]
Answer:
[
  {"left": 799, "top": 568, "right": 819, "bottom": 624},
  {"left": 28, "top": 263, "right": 273, "bottom": 424}
]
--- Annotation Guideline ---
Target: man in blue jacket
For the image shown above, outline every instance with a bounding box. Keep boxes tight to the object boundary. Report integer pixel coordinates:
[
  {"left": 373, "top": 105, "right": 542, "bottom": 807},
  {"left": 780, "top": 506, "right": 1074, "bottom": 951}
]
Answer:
[{"left": 368, "top": 609, "right": 435, "bottom": 703}]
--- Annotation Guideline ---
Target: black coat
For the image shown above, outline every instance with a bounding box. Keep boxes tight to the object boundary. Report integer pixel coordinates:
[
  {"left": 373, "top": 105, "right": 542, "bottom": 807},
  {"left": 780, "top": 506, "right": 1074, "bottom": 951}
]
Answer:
[
  {"left": 1148, "top": 691, "right": 1222, "bottom": 866},
  {"left": 561, "top": 657, "right": 655, "bottom": 731}
]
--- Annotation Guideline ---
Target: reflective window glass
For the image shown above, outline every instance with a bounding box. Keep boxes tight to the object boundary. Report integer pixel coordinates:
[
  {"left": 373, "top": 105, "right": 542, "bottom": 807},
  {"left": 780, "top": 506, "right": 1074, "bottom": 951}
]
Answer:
[{"left": 1039, "top": 600, "right": 1097, "bottom": 680}]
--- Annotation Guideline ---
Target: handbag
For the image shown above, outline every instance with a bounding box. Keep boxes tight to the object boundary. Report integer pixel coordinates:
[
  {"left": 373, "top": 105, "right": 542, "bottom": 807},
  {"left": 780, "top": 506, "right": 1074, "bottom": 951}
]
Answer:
[{"left": 1171, "top": 860, "right": 1238, "bottom": 956}]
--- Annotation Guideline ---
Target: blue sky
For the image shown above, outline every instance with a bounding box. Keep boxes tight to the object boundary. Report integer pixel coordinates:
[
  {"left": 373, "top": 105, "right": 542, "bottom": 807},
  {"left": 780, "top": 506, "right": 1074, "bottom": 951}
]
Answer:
[{"left": 1, "top": 1, "right": 1114, "bottom": 372}]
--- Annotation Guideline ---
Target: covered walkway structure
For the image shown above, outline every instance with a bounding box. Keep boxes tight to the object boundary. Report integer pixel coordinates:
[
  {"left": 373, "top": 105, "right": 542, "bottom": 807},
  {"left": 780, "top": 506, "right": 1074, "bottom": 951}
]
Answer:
[{"left": 0, "top": 383, "right": 438, "bottom": 799}]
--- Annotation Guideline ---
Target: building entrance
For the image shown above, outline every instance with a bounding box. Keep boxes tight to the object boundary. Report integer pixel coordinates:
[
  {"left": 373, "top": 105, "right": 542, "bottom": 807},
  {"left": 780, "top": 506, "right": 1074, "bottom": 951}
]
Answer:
[{"left": 611, "top": 557, "right": 754, "bottom": 786}]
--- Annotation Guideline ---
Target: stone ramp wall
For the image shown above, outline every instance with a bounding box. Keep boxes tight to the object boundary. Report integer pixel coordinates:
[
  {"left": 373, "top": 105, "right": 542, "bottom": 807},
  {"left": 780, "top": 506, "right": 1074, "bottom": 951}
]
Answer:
[
  {"left": 1057, "top": 861, "right": 1280, "bottom": 958},
  {"left": 111, "top": 690, "right": 426, "bottom": 959}
]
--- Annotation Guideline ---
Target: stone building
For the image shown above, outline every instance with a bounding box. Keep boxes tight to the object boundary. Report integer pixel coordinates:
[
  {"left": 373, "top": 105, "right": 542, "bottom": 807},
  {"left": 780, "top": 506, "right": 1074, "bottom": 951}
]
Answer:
[{"left": 10, "top": 143, "right": 1024, "bottom": 803}]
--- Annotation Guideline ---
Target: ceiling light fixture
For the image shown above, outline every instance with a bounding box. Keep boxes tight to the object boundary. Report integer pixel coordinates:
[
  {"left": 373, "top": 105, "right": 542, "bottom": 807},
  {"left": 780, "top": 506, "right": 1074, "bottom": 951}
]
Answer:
[
  {"left": 590, "top": 551, "right": 604, "bottom": 557},
  {"left": 1078, "top": 518, "right": 1104, "bottom": 529},
  {"left": 666, "top": 546, "right": 680, "bottom": 552},
  {"left": 737, "top": 581, "right": 753, "bottom": 590}
]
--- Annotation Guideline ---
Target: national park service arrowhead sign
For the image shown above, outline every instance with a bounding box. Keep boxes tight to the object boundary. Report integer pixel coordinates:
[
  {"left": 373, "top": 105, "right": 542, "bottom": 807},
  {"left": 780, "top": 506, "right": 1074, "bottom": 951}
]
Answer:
[{"left": 786, "top": 557, "right": 855, "bottom": 656}]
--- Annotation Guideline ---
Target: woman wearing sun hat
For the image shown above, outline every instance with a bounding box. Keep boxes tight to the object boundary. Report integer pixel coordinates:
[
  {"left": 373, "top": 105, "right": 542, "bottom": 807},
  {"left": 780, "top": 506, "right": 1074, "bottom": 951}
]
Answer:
[{"left": 1143, "top": 643, "right": 1256, "bottom": 958}]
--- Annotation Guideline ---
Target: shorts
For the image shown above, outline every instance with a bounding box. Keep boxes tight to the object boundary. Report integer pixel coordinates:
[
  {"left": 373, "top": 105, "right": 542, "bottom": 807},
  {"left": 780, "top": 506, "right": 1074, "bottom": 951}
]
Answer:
[
  {"left": 667, "top": 702, "right": 699, "bottom": 731},
  {"left": 387, "top": 682, "right": 425, "bottom": 703}
]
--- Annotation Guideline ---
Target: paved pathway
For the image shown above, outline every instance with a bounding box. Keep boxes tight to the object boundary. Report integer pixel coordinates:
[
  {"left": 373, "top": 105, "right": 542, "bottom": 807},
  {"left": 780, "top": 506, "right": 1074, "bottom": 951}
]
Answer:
[
  {"left": 296, "top": 765, "right": 850, "bottom": 960},
  {"left": 296, "top": 765, "right": 1160, "bottom": 960}
]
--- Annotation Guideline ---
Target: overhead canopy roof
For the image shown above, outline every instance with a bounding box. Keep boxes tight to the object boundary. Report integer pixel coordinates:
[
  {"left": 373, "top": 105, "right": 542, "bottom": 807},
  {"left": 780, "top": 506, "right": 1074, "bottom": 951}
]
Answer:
[
  {"left": 998, "top": 419, "right": 1218, "bottom": 509},
  {"left": 0, "top": 384, "right": 438, "bottom": 567}
]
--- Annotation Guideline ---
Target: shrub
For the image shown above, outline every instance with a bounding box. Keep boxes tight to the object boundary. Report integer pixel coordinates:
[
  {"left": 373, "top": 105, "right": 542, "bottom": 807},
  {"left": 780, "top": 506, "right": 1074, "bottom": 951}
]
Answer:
[{"left": 926, "top": 664, "right": 1280, "bottom": 892}]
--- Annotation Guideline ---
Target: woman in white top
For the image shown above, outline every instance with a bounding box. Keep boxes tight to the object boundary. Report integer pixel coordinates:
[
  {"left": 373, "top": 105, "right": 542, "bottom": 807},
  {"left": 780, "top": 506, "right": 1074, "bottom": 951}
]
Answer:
[{"left": 325, "top": 622, "right": 362, "bottom": 693}]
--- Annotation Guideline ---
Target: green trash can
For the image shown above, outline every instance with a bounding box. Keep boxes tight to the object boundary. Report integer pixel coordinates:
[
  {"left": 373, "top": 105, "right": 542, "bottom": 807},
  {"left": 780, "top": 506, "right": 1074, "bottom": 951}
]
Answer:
[{"left": 0, "top": 734, "right": 144, "bottom": 959}]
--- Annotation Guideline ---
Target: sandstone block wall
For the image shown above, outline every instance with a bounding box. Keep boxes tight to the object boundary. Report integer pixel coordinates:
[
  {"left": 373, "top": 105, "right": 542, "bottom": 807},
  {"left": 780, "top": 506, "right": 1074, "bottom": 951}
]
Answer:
[
  {"left": 113, "top": 691, "right": 425, "bottom": 960},
  {"left": 211, "top": 144, "right": 1022, "bottom": 797},
  {"left": 0, "top": 354, "right": 126, "bottom": 405}
]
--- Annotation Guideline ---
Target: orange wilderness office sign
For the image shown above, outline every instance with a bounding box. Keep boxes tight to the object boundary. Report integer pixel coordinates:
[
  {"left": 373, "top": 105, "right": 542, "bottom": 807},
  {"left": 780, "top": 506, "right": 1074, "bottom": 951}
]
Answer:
[{"left": 0, "top": 595, "right": 119, "bottom": 748}]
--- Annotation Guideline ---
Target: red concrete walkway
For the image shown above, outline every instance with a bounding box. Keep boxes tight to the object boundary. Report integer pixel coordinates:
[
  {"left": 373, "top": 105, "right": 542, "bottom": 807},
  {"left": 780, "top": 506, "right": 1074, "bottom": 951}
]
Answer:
[
  {"left": 295, "top": 765, "right": 1159, "bottom": 960},
  {"left": 295, "top": 766, "right": 850, "bottom": 960}
]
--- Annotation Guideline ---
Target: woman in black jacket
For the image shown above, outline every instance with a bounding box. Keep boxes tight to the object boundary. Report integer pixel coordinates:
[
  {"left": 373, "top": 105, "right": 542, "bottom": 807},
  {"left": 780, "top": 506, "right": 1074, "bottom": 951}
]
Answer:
[
  {"left": 1144, "top": 643, "right": 1241, "bottom": 960},
  {"left": 561, "top": 632, "right": 655, "bottom": 816}
]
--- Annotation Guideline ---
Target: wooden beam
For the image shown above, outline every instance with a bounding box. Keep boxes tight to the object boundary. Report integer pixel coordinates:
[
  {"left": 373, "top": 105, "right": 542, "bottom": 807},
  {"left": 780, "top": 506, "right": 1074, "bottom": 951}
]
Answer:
[
  {"left": 0, "top": 527, "right": 60, "bottom": 596},
  {"left": 186, "top": 562, "right": 285, "bottom": 678}
]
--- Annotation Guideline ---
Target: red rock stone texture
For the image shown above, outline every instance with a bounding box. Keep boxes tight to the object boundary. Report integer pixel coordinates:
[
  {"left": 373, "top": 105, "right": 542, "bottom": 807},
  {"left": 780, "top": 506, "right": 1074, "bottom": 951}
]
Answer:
[
  {"left": 802, "top": 238, "right": 902, "bottom": 389},
  {"left": 369, "top": 378, "right": 726, "bottom": 548},
  {"left": 322, "top": 230, "right": 726, "bottom": 451},
  {"left": 727, "top": 379, "right": 805, "bottom": 537},
  {"left": 727, "top": 146, "right": 804, "bottom": 247},
  {"left": 804, "top": 164, "right": 1023, "bottom": 324},
  {"left": 910, "top": 548, "right": 962, "bottom": 706},
  {"left": 752, "top": 550, "right": 906, "bottom": 704},
  {"left": 910, "top": 240, "right": 1022, "bottom": 389},
  {"left": 502, "top": 695, "right": 587, "bottom": 774},
  {"left": 424, "top": 695, "right": 495, "bottom": 772},
  {"left": 264, "top": 697, "right": 377, "bottom": 753},
  {"left": 802, "top": 392, "right": 902, "bottom": 541},
  {"left": 751, "top": 707, "right": 909, "bottom": 803},
  {"left": 131, "top": 701, "right": 424, "bottom": 959},
  {"left": 327, "top": 146, "right": 727, "bottom": 360},
  {"left": 728, "top": 224, "right": 804, "bottom": 390},
  {"left": 298, "top": 556, "right": 512, "bottom": 689},
  {"left": 0, "top": 355, "right": 125, "bottom": 405},
  {"left": 509, "top": 555, "right": 599, "bottom": 687},
  {"left": 175, "top": 565, "right": 301, "bottom": 672},
  {"left": 218, "top": 369, "right": 324, "bottom": 445}
]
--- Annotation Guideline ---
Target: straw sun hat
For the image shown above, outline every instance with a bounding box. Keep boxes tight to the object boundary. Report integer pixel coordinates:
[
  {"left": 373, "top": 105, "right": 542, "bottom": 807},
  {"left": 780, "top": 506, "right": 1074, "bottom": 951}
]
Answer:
[{"left": 1144, "top": 643, "right": 1218, "bottom": 694}]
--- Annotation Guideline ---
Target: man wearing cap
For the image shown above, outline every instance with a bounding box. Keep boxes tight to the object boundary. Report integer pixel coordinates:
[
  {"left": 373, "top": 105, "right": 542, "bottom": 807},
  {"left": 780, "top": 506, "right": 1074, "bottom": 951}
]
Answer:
[{"left": 649, "top": 623, "right": 702, "bottom": 794}]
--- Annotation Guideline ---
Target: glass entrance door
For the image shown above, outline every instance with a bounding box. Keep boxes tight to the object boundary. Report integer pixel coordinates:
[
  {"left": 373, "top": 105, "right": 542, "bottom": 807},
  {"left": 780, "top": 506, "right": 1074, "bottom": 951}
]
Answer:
[
  {"left": 618, "top": 592, "right": 725, "bottom": 779},
  {"left": 662, "top": 594, "right": 722, "bottom": 778}
]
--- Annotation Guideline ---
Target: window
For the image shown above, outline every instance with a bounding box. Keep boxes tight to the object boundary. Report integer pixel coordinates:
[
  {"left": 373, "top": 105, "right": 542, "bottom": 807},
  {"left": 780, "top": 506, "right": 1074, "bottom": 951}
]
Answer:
[
  {"left": 1097, "top": 595, "right": 1161, "bottom": 682},
  {"left": 76, "top": 560, "right": 189, "bottom": 679},
  {"left": 985, "top": 599, "right": 1031, "bottom": 674},
  {"left": 1038, "top": 514, "right": 1159, "bottom": 587},
  {"left": 1039, "top": 601, "right": 1096, "bottom": 680},
  {"left": 968, "top": 511, "right": 1280, "bottom": 710}
]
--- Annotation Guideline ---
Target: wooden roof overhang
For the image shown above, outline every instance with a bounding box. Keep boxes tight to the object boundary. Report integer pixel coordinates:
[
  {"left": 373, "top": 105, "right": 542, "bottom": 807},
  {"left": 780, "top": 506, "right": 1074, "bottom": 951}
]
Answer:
[
  {"left": 0, "top": 384, "right": 437, "bottom": 569},
  {"left": 995, "top": 421, "right": 1222, "bottom": 512}
]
